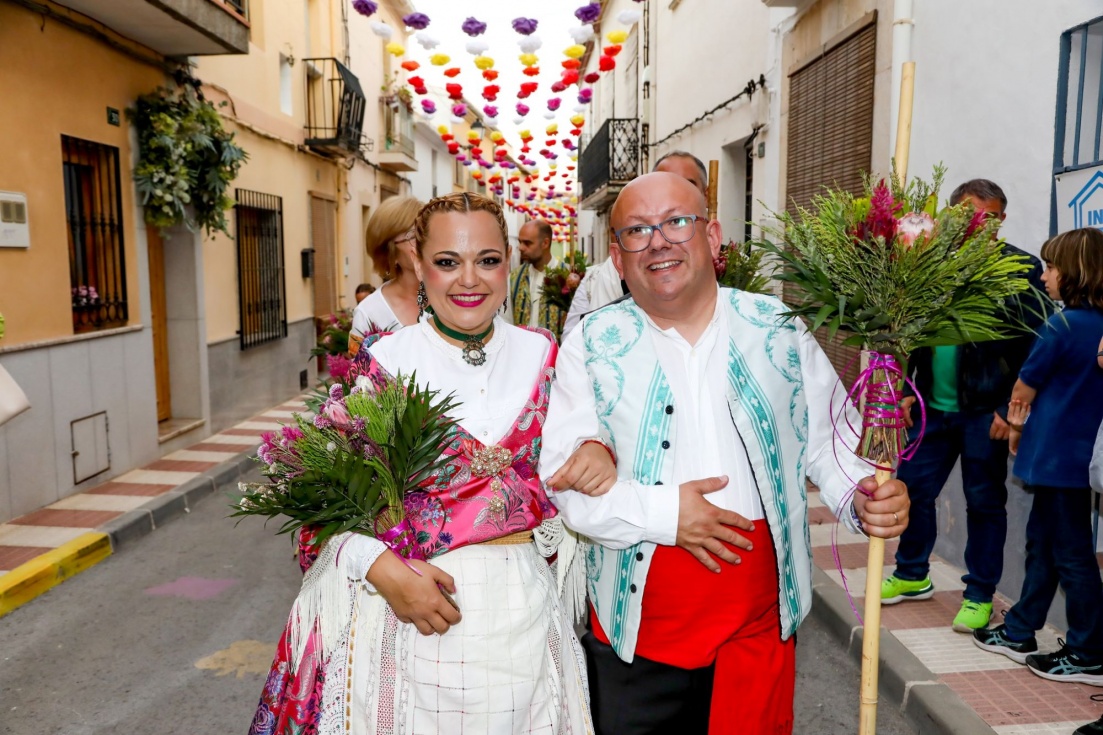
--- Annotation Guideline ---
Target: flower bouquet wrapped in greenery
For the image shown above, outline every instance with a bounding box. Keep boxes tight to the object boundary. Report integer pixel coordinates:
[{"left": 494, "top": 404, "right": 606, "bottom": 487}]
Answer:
[
  {"left": 714, "top": 239, "right": 770, "bottom": 294},
  {"left": 541, "top": 250, "right": 589, "bottom": 314},
  {"left": 233, "top": 372, "right": 459, "bottom": 558},
  {"left": 310, "top": 309, "right": 355, "bottom": 359}
]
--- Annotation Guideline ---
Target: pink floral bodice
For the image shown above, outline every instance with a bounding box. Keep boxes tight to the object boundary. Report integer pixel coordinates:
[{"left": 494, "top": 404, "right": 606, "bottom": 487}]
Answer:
[{"left": 349, "top": 327, "right": 559, "bottom": 559}]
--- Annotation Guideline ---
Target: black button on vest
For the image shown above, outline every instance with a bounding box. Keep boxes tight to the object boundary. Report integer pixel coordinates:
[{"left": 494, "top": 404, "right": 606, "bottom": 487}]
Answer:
[
  {"left": 630, "top": 584, "right": 638, "bottom": 593},
  {"left": 635, "top": 551, "right": 644, "bottom": 561},
  {"left": 655, "top": 481, "right": 664, "bottom": 485},
  {"left": 661, "top": 440, "right": 670, "bottom": 449},
  {"left": 665, "top": 405, "right": 674, "bottom": 415}
]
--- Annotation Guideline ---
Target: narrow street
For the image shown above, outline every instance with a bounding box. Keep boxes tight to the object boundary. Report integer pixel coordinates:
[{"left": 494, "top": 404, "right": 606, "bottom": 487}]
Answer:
[{"left": 0, "top": 477, "right": 914, "bottom": 735}]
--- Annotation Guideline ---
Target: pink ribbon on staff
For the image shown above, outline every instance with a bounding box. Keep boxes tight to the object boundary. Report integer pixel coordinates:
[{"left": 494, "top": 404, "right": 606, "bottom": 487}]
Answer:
[{"left": 376, "top": 517, "right": 427, "bottom": 574}]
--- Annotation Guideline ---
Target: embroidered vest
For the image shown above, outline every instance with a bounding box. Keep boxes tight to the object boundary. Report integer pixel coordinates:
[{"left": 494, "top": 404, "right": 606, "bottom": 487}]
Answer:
[
  {"left": 580, "top": 289, "right": 813, "bottom": 662},
  {"left": 511, "top": 263, "right": 566, "bottom": 340}
]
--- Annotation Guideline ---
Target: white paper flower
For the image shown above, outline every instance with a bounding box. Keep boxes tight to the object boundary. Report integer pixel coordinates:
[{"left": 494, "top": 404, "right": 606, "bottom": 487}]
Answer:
[
  {"left": 415, "top": 31, "right": 440, "bottom": 50},
  {"left": 617, "top": 9, "right": 643, "bottom": 25},
  {"left": 465, "top": 39, "right": 489, "bottom": 55},
  {"left": 573, "top": 103, "right": 589, "bottom": 113},
  {"left": 543, "top": 111, "right": 557, "bottom": 120},
  {"left": 370, "top": 21, "right": 393, "bottom": 39},
  {"left": 450, "top": 115, "right": 466, "bottom": 125},
  {"left": 568, "top": 26, "right": 594, "bottom": 44},
  {"left": 517, "top": 35, "right": 543, "bottom": 54},
  {"left": 513, "top": 116, "right": 527, "bottom": 126}
]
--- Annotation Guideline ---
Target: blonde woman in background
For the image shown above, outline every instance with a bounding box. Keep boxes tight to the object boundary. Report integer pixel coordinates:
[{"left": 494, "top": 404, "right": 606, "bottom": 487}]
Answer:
[{"left": 349, "top": 196, "right": 422, "bottom": 355}]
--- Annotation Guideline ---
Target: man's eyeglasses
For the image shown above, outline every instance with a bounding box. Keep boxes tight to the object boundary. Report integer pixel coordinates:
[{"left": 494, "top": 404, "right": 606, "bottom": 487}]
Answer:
[{"left": 614, "top": 214, "right": 705, "bottom": 253}]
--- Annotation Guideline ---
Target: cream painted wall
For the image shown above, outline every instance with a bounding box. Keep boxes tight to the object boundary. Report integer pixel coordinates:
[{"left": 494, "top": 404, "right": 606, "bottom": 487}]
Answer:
[{"left": 0, "top": 3, "right": 166, "bottom": 347}]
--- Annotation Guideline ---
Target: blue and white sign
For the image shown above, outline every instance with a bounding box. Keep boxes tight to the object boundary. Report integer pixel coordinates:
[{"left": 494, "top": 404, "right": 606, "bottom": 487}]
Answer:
[{"left": 1055, "top": 165, "right": 1103, "bottom": 232}]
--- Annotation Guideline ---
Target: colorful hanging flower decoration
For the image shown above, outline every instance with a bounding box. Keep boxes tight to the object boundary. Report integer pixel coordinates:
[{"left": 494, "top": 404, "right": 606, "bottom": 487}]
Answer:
[
  {"left": 420, "top": 99, "right": 437, "bottom": 114},
  {"left": 465, "top": 40, "right": 489, "bottom": 56},
  {"left": 575, "top": 3, "right": 601, "bottom": 24},
  {"left": 447, "top": 141, "right": 460, "bottom": 155},
  {"left": 512, "top": 17, "right": 538, "bottom": 35},
  {"left": 385, "top": 41, "right": 405, "bottom": 57},
  {"left": 562, "top": 59, "right": 582, "bottom": 70},
  {"left": 370, "top": 21, "right": 393, "bottom": 39},
  {"left": 546, "top": 123, "right": 559, "bottom": 135},
  {"left": 519, "top": 53, "right": 539, "bottom": 67},
  {"left": 416, "top": 32, "right": 440, "bottom": 50},
  {"left": 402, "top": 12, "right": 430, "bottom": 30},
  {"left": 604, "top": 45, "right": 623, "bottom": 57},
  {"left": 482, "top": 85, "right": 500, "bottom": 101},
  {"left": 516, "top": 103, "right": 531, "bottom": 116},
  {"left": 570, "top": 114, "right": 585, "bottom": 127},
  {"left": 430, "top": 53, "right": 450, "bottom": 66},
  {"left": 562, "top": 70, "right": 580, "bottom": 85},
  {"left": 518, "top": 35, "right": 542, "bottom": 54},
  {"left": 519, "top": 82, "right": 539, "bottom": 98},
  {"left": 445, "top": 83, "right": 464, "bottom": 100},
  {"left": 523, "top": 66, "right": 540, "bottom": 77},
  {"left": 451, "top": 103, "right": 468, "bottom": 118},
  {"left": 618, "top": 9, "right": 644, "bottom": 24},
  {"left": 352, "top": 0, "right": 377, "bottom": 17},
  {"left": 482, "top": 70, "right": 499, "bottom": 81},
  {"left": 401, "top": 60, "right": 420, "bottom": 72},
  {"left": 474, "top": 56, "right": 495, "bottom": 71},
  {"left": 444, "top": 67, "right": 462, "bottom": 78},
  {"left": 578, "top": 88, "right": 594, "bottom": 103},
  {"left": 563, "top": 44, "right": 587, "bottom": 59},
  {"left": 461, "top": 17, "right": 487, "bottom": 36},
  {"left": 551, "top": 81, "right": 567, "bottom": 93},
  {"left": 607, "top": 30, "right": 629, "bottom": 44},
  {"left": 599, "top": 55, "right": 616, "bottom": 72},
  {"left": 584, "top": 72, "right": 601, "bottom": 84},
  {"left": 568, "top": 26, "right": 594, "bottom": 44},
  {"left": 483, "top": 105, "right": 499, "bottom": 119}
]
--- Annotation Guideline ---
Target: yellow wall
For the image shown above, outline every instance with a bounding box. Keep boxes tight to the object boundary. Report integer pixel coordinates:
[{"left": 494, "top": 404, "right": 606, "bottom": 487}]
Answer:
[{"left": 0, "top": 3, "right": 167, "bottom": 347}]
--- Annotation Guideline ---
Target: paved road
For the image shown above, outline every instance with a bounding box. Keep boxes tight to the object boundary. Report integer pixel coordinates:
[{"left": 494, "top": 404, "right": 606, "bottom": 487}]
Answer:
[{"left": 0, "top": 478, "right": 914, "bottom": 734}]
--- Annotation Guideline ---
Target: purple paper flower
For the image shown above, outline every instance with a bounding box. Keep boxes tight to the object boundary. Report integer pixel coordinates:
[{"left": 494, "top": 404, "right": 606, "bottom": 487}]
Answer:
[
  {"left": 402, "top": 12, "right": 430, "bottom": 29},
  {"left": 451, "top": 103, "right": 468, "bottom": 118},
  {"left": 461, "top": 16, "right": 487, "bottom": 36},
  {"left": 516, "top": 103, "right": 530, "bottom": 116},
  {"left": 578, "top": 88, "right": 593, "bottom": 103},
  {"left": 483, "top": 105, "right": 498, "bottom": 118},
  {"left": 421, "top": 99, "right": 437, "bottom": 114},
  {"left": 512, "top": 17, "right": 538, "bottom": 35},
  {"left": 352, "top": 0, "right": 378, "bottom": 17},
  {"left": 574, "top": 3, "right": 601, "bottom": 24},
  {"left": 547, "top": 97, "right": 562, "bottom": 111}
]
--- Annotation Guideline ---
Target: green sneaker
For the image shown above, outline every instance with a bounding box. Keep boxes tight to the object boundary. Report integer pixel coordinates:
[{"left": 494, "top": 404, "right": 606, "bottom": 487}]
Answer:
[
  {"left": 881, "top": 575, "right": 934, "bottom": 604},
  {"left": 952, "top": 600, "right": 993, "bottom": 632}
]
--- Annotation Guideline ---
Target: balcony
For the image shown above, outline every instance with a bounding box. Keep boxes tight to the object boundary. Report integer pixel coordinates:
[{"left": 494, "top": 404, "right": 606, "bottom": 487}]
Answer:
[
  {"left": 53, "top": 0, "right": 249, "bottom": 56},
  {"left": 378, "top": 98, "right": 418, "bottom": 172},
  {"left": 304, "top": 58, "right": 367, "bottom": 157},
  {"left": 579, "top": 118, "right": 640, "bottom": 211}
]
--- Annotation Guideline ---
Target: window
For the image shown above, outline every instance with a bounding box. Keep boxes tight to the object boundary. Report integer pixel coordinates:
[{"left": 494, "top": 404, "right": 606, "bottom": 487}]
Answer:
[
  {"left": 784, "top": 17, "right": 876, "bottom": 386},
  {"left": 235, "top": 189, "right": 287, "bottom": 349},
  {"left": 63, "top": 136, "right": 128, "bottom": 333},
  {"left": 1057, "top": 17, "right": 1103, "bottom": 172}
]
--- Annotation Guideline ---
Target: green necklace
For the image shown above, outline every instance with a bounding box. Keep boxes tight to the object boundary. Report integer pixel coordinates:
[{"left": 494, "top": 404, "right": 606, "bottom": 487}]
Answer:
[{"left": 432, "top": 317, "right": 494, "bottom": 366}]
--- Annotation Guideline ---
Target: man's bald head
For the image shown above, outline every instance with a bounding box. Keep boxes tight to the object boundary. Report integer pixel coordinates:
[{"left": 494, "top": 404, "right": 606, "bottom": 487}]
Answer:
[{"left": 611, "top": 171, "right": 708, "bottom": 230}]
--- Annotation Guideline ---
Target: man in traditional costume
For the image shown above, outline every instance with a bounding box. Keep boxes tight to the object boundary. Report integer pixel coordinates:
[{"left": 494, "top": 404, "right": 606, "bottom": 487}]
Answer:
[
  {"left": 541, "top": 172, "right": 911, "bottom": 734},
  {"left": 510, "top": 218, "right": 564, "bottom": 339}
]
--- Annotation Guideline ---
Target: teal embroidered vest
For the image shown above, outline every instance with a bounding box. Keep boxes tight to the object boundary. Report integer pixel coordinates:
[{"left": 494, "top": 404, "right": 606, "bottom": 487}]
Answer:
[{"left": 580, "top": 288, "right": 814, "bottom": 662}]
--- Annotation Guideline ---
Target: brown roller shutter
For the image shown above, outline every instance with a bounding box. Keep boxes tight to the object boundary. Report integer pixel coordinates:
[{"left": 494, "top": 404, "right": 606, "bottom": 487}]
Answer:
[
  {"left": 784, "top": 18, "right": 877, "bottom": 386},
  {"left": 310, "top": 195, "right": 338, "bottom": 318}
]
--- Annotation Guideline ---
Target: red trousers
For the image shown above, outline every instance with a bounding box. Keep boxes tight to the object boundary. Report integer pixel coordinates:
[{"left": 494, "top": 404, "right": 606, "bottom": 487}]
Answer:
[{"left": 591, "top": 525, "right": 795, "bottom": 734}]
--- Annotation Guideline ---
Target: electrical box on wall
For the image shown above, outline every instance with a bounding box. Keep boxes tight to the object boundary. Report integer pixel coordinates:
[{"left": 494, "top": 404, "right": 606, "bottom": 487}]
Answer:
[{"left": 0, "top": 191, "right": 30, "bottom": 248}]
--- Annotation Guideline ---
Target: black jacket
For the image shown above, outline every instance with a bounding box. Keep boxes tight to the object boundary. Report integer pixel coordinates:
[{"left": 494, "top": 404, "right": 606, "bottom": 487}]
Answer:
[{"left": 907, "top": 243, "right": 1048, "bottom": 419}]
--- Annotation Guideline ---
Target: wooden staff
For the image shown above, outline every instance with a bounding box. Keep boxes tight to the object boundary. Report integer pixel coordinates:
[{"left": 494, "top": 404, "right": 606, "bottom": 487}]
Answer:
[
  {"left": 858, "top": 60, "right": 915, "bottom": 735},
  {"left": 707, "top": 160, "right": 719, "bottom": 221}
]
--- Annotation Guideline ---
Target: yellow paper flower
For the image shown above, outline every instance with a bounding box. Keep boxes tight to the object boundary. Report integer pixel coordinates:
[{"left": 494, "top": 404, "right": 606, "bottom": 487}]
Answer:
[
  {"left": 563, "top": 44, "right": 586, "bottom": 59},
  {"left": 546, "top": 123, "right": 559, "bottom": 135},
  {"left": 607, "top": 30, "right": 629, "bottom": 44},
  {"left": 489, "top": 131, "right": 505, "bottom": 142},
  {"left": 549, "top": 163, "right": 558, "bottom": 170},
  {"left": 467, "top": 130, "right": 481, "bottom": 141},
  {"left": 570, "top": 114, "right": 585, "bottom": 127},
  {"left": 474, "top": 55, "right": 495, "bottom": 70},
  {"left": 437, "top": 124, "right": 450, "bottom": 135},
  {"left": 430, "top": 53, "right": 451, "bottom": 66},
  {"left": 385, "top": 41, "right": 405, "bottom": 57},
  {"left": 519, "top": 53, "right": 539, "bottom": 68},
  {"left": 519, "top": 129, "right": 531, "bottom": 139}
]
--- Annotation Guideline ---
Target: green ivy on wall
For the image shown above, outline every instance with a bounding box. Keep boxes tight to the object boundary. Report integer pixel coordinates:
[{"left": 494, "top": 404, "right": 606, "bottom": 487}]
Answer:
[{"left": 129, "top": 75, "right": 248, "bottom": 238}]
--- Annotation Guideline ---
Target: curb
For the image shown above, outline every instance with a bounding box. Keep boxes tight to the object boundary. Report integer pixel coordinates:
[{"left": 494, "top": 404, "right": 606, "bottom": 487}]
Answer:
[
  {"left": 0, "top": 447, "right": 258, "bottom": 618},
  {"left": 809, "top": 566, "right": 997, "bottom": 735}
]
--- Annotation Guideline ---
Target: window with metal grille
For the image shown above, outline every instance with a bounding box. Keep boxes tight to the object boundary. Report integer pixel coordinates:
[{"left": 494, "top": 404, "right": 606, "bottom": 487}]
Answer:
[
  {"left": 235, "top": 190, "right": 287, "bottom": 350},
  {"left": 63, "top": 136, "right": 129, "bottom": 333},
  {"left": 1052, "top": 15, "right": 1103, "bottom": 231},
  {"left": 783, "top": 17, "right": 876, "bottom": 386}
]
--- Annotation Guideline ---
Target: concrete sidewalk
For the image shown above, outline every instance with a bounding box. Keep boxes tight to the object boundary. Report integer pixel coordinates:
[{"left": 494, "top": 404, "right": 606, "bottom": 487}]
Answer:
[
  {"left": 807, "top": 485, "right": 1101, "bottom": 734},
  {"left": 0, "top": 396, "right": 308, "bottom": 617},
  {"left": 2, "top": 399, "right": 1097, "bottom": 733}
]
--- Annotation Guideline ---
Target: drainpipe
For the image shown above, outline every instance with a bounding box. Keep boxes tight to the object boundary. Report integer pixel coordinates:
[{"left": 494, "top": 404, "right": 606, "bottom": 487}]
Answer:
[{"left": 889, "top": 0, "right": 915, "bottom": 160}]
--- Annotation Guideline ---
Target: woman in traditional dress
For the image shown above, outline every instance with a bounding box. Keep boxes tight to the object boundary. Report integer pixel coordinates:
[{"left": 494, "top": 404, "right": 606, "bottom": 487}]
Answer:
[
  {"left": 349, "top": 197, "right": 422, "bottom": 354},
  {"left": 251, "top": 192, "right": 612, "bottom": 735}
]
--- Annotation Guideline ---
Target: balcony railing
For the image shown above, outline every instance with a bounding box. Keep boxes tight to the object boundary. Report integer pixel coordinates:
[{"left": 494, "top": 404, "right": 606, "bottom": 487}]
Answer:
[
  {"left": 379, "top": 99, "right": 418, "bottom": 171},
  {"left": 304, "top": 58, "right": 367, "bottom": 157},
  {"left": 52, "top": 0, "right": 249, "bottom": 55},
  {"left": 580, "top": 118, "right": 640, "bottom": 207}
]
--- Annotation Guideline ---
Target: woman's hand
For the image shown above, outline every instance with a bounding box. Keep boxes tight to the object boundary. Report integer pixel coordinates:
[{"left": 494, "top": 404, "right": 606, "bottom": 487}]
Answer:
[
  {"left": 546, "top": 441, "right": 617, "bottom": 496},
  {"left": 366, "top": 552, "right": 461, "bottom": 636},
  {"left": 1007, "top": 399, "right": 1030, "bottom": 456}
]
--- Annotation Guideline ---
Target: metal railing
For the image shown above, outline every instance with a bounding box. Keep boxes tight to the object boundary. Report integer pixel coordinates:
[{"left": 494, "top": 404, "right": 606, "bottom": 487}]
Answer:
[
  {"left": 304, "top": 58, "right": 366, "bottom": 155},
  {"left": 62, "top": 136, "right": 128, "bottom": 333},
  {"left": 579, "top": 118, "right": 640, "bottom": 199},
  {"left": 382, "top": 99, "right": 416, "bottom": 158},
  {"left": 235, "top": 189, "right": 288, "bottom": 350}
]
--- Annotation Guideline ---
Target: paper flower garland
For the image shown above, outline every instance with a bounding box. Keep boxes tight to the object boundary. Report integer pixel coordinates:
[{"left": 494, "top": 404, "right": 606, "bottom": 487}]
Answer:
[
  {"left": 352, "top": 0, "right": 377, "bottom": 17},
  {"left": 462, "top": 17, "right": 487, "bottom": 36},
  {"left": 482, "top": 85, "right": 500, "bottom": 101},
  {"left": 575, "top": 3, "right": 601, "bottom": 24},
  {"left": 618, "top": 9, "right": 644, "bottom": 24},
  {"left": 599, "top": 55, "right": 616, "bottom": 71},
  {"left": 401, "top": 60, "right": 419, "bottom": 72},
  {"left": 518, "top": 35, "right": 542, "bottom": 54},
  {"left": 451, "top": 103, "right": 468, "bottom": 117},
  {"left": 370, "top": 21, "right": 393, "bottom": 39},
  {"left": 512, "top": 17, "right": 538, "bottom": 35},
  {"left": 385, "top": 42, "right": 405, "bottom": 57},
  {"left": 568, "top": 26, "right": 594, "bottom": 44},
  {"left": 416, "top": 32, "right": 440, "bottom": 50},
  {"left": 430, "top": 53, "right": 450, "bottom": 65},
  {"left": 420, "top": 99, "right": 436, "bottom": 114},
  {"left": 516, "top": 103, "right": 530, "bottom": 116},
  {"left": 522, "top": 66, "right": 540, "bottom": 77},
  {"left": 607, "top": 30, "right": 629, "bottom": 44},
  {"left": 563, "top": 44, "right": 586, "bottom": 59},
  {"left": 483, "top": 70, "right": 499, "bottom": 81},
  {"left": 548, "top": 98, "right": 562, "bottom": 111},
  {"left": 584, "top": 72, "right": 600, "bottom": 84},
  {"left": 444, "top": 67, "right": 461, "bottom": 77},
  {"left": 446, "top": 83, "right": 463, "bottom": 100},
  {"left": 519, "top": 53, "right": 539, "bottom": 67},
  {"left": 465, "top": 39, "right": 489, "bottom": 56},
  {"left": 402, "top": 12, "right": 430, "bottom": 30},
  {"left": 474, "top": 56, "right": 495, "bottom": 70}
]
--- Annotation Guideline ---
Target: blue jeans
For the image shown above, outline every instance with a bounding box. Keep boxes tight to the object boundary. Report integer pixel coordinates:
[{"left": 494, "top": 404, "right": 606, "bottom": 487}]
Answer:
[
  {"left": 1004, "top": 485, "right": 1103, "bottom": 660},
  {"left": 894, "top": 409, "right": 1009, "bottom": 602}
]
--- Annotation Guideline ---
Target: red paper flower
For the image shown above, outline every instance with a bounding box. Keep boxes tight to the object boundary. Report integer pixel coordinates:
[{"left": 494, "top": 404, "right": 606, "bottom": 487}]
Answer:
[
  {"left": 562, "top": 59, "right": 582, "bottom": 70},
  {"left": 584, "top": 72, "right": 600, "bottom": 84},
  {"left": 482, "top": 84, "right": 500, "bottom": 101},
  {"left": 599, "top": 55, "right": 616, "bottom": 72},
  {"left": 551, "top": 82, "right": 567, "bottom": 93},
  {"left": 562, "top": 70, "right": 580, "bottom": 85},
  {"left": 444, "top": 67, "right": 462, "bottom": 78},
  {"left": 545, "top": 138, "right": 557, "bottom": 146},
  {"left": 447, "top": 141, "right": 460, "bottom": 154},
  {"left": 446, "top": 83, "right": 464, "bottom": 100},
  {"left": 414, "top": 86, "right": 428, "bottom": 95},
  {"left": 604, "top": 44, "right": 623, "bottom": 57},
  {"left": 523, "top": 66, "right": 541, "bottom": 77},
  {"left": 470, "top": 147, "right": 483, "bottom": 157},
  {"left": 408, "top": 75, "right": 424, "bottom": 88},
  {"left": 570, "top": 128, "right": 582, "bottom": 136},
  {"left": 401, "top": 60, "right": 420, "bottom": 72},
  {"left": 441, "top": 133, "right": 454, "bottom": 141},
  {"left": 482, "top": 70, "right": 499, "bottom": 81}
]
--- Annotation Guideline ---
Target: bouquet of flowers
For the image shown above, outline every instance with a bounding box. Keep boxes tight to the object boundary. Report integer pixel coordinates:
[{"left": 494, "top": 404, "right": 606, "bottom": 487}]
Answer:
[
  {"left": 71, "top": 285, "right": 101, "bottom": 309},
  {"left": 541, "top": 250, "right": 589, "bottom": 313},
  {"left": 714, "top": 239, "right": 770, "bottom": 294},
  {"left": 310, "top": 309, "right": 355, "bottom": 359},
  {"left": 233, "top": 371, "right": 459, "bottom": 557},
  {"left": 759, "top": 165, "right": 1034, "bottom": 465}
]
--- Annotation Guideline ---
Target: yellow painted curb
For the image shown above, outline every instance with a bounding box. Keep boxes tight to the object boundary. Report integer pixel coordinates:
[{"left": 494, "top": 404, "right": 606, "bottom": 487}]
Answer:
[{"left": 0, "top": 532, "right": 112, "bottom": 617}]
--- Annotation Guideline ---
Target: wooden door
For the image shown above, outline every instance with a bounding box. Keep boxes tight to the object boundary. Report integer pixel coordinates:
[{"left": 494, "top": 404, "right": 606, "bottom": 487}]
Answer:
[
  {"left": 310, "top": 194, "right": 338, "bottom": 318},
  {"left": 148, "top": 228, "right": 171, "bottom": 422}
]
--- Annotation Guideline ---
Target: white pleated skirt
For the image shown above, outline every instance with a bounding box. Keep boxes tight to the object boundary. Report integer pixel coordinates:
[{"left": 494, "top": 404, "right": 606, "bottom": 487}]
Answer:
[{"left": 316, "top": 542, "right": 593, "bottom": 735}]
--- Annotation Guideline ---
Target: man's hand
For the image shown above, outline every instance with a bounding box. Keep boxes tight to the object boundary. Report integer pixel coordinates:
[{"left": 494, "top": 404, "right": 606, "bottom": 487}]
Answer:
[
  {"left": 676, "top": 476, "right": 755, "bottom": 573},
  {"left": 852, "top": 476, "right": 909, "bottom": 538},
  {"left": 546, "top": 441, "right": 617, "bottom": 496},
  {"left": 367, "top": 552, "right": 461, "bottom": 636},
  {"left": 990, "top": 412, "right": 1010, "bottom": 441},
  {"left": 900, "top": 396, "right": 917, "bottom": 429}
]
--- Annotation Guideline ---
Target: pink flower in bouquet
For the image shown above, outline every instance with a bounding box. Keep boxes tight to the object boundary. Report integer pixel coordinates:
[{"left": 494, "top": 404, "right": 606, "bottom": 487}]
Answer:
[
  {"left": 965, "top": 208, "right": 988, "bottom": 239},
  {"left": 281, "top": 425, "right": 304, "bottom": 443},
  {"left": 896, "top": 212, "right": 935, "bottom": 248},
  {"left": 866, "top": 180, "right": 899, "bottom": 243},
  {"left": 323, "top": 400, "right": 351, "bottom": 428},
  {"left": 566, "top": 272, "right": 582, "bottom": 289},
  {"left": 713, "top": 255, "right": 728, "bottom": 279},
  {"left": 326, "top": 353, "right": 352, "bottom": 381}
]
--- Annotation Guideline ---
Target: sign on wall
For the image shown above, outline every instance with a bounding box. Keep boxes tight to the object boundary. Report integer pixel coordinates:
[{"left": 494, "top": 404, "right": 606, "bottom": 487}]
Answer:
[
  {"left": 0, "top": 191, "right": 29, "bottom": 248},
  {"left": 1055, "top": 165, "right": 1103, "bottom": 233}
]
